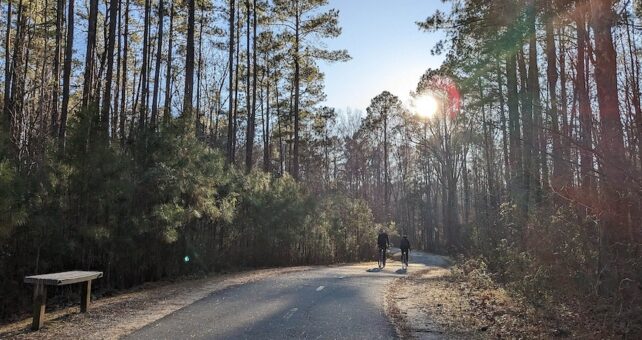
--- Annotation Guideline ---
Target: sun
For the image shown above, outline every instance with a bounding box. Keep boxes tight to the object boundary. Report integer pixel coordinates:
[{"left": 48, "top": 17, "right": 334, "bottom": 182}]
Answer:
[{"left": 412, "top": 94, "right": 439, "bottom": 120}]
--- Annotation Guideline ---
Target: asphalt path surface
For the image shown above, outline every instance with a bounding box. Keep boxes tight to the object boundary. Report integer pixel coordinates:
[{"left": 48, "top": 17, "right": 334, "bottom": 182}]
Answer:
[{"left": 127, "top": 249, "right": 449, "bottom": 340}]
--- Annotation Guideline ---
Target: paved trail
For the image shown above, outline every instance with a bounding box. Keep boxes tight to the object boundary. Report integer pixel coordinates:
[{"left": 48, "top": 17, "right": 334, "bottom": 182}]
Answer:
[{"left": 128, "top": 250, "right": 449, "bottom": 340}]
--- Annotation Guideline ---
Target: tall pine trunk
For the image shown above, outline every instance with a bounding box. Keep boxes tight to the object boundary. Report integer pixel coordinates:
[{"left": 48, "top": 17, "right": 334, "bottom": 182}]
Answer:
[
  {"left": 263, "top": 53, "right": 271, "bottom": 172},
  {"left": 545, "top": 13, "right": 563, "bottom": 189},
  {"left": 292, "top": 0, "right": 300, "bottom": 180},
  {"left": 112, "top": 0, "right": 122, "bottom": 138},
  {"left": 138, "top": 0, "right": 151, "bottom": 129},
  {"left": 233, "top": 3, "right": 241, "bottom": 160},
  {"left": 506, "top": 53, "right": 522, "bottom": 202},
  {"left": 558, "top": 27, "right": 572, "bottom": 185},
  {"left": 576, "top": 12, "right": 594, "bottom": 194},
  {"left": 590, "top": 0, "right": 627, "bottom": 240},
  {"left": 82, "top": 0, "right": 98, "bottom": 108},
  {"left": 163, "top": 2, "right": 173, "bottom": 123},
  {"left": 226, "top": 0, "right": 235, "bottom": 164},
  {"left": 196, "top": 10, "right": 204, "bottom": 135},
  {"left": 250, "top": 0, "right": 258, "bottom": 171},
  {"left": 151, "top": 0, "right": 164, "bottom": 129},
  {"left": 101, "top": 0, "right": 118, "bottom": 134},
  {"left": 518, "top": 47, "right": 533, "bottom": 214},
  {"left": 50, "top": 0, "right": 63, "bottom": 135},
  {"left": 245, "top": 0, "right": 253, "bottom": 172},
  {"left": 525, "top": 0, "right": 546, "bottom": 197},
  {"left": 119, "top": 0, "right": 129, "bottom": 145},
  {"left": 183, "top": 0, "right": 196, "bottom": 127},
  {"left": 3, "top": 0, "right": 12, "bottom": 125},
  {"left": 496, "top": 59, "right": 510, "bottom": 189},
  {"left": 59, "top": 0, "right": 73, "bottom": 141}
]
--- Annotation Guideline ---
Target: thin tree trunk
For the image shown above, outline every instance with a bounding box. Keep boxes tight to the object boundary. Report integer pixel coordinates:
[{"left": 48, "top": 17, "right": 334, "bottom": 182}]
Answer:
[
  {"left": 51, "top": 0, "right": 64, "bottom": 135},
  {"left": 250, "top": 0, "right": 258, "bottom": 171},
  {"left": 252, "top": 0, "right": 258, "bottom": 164},
  {"left": 496, "top": 59, "right": 510, "bottom": 189},
  {"left": 383, "top": 107, "right": 389, "bottom": 218},
  {"left": 59, "top": 0, "right": 73, "bottom": 141},
  {"left": 3, "top": 0, "right": 13, "bottom": 124},
  {"left": 183, "top": 0, "right": 196, "bottom": 126},
  {"left": 101, "top": 0, "right": 118, "bottom": 134},
  {"left": 151, "top": 0, "right": 164, "bottom": 129},
  {"left": 82, "top": 0, "right": 99, "bottom": 108},
  {"left": 130, "top": 54, "right": 140, "bottom": 140},
  {"left": 275, "top": 77, "right": 283, "bottom": 176},
  {"left": 39, "top": 0, "right": 50, "bottom": 148},
  {"left": 545, "top": 13, "right": 562, "bottom": 188},
  {"left": 112, "top": 0, "right": 121, "bottom": 138},
  {"left": 10, "top": 0, "right": 25, "bottom": 153},
  {"left": 558, "top": 27, "right": 572, "bottom": 185},
  {"left": 624, "top": 14, "right": 642, "bottom": 170},
  {"left": 138, "top": 0, "right": 151, "bottom": 129},
  {"left": 292, "top": 0, "right": 300, "bottom": 180},
  {"left": 2, "top": 0, "right": 15, "bottom": 135},
  {"left": 3, "top": 0, "right": 12, "bottom": 124},
  {"left": 196, "top": 9, "right": 204, "bottom": 135},
  {"left": 245, "top": 0, "right": 253, "bottom": 172},
  {"left": 263, "top": 55, "right": 270, "bottom": 172},
  {"left": 233, "top": 3, "right": 241, "bottom": 160},
  {"left": 506, "top": 53, "right": 522, "bottom": 201},
  {"left": 530, "top": 29, "right": 548, "bottom": 195},
  {"left": 119, "top": 0, "right": 129, "bottom": 145},
  {"left": 480, "top": 78, "right": 496, "bottom": 208},
  {"left": 163, "top": 2, "right": 173, "bottom": 123},
  {"left": 576, "top": 12, "right": 594, "bottom": 193},
  {"left": 518, "top": 46, "right": 533, "bottom": 213},
  {"left": 226, "top": 0, "right": 235, "bottom": 164}
]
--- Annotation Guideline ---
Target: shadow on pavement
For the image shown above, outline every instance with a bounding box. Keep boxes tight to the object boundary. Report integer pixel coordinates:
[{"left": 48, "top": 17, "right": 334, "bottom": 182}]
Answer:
[
  {"left": 365, "top": 267, "right": 409, "bottom": 275},
  {"left": 128, "top": 267, "right": 398, "bottom": 339}
]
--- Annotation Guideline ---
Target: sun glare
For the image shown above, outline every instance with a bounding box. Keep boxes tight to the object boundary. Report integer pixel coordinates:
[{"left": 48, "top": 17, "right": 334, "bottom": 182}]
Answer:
[{"left": 412, "top": 94, "right": 439, "bottom": 120}]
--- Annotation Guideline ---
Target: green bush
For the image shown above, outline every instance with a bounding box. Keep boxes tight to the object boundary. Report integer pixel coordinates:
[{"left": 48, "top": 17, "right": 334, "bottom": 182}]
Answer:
[{"left": 0, "top": 109, "right": 379, "bottom": 319}]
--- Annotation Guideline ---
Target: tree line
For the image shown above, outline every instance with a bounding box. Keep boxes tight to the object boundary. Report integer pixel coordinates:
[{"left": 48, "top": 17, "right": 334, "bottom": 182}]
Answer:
[
  {"left": 346, "top": 0, "right": 641, "bottom": 334},
  {"left": 0, "top": 0, "right": 376, "bottom": 319},
  {"left": 1, "top": 0, "right": 640, "bottom": 332}
]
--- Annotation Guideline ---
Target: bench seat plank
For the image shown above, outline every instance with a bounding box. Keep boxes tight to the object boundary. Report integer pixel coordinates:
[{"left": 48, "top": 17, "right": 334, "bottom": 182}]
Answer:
[{"left": 24, "top": 271, "right": 103, "bottom": 286}]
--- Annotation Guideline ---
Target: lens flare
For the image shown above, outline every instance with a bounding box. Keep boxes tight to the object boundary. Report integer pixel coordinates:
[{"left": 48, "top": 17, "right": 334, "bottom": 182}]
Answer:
[
  {"left": 415, "top": 74, "right": 461, "bottom": 120},
  {"left": 412, "top": 94, "right": 439, "bottom": 120}
]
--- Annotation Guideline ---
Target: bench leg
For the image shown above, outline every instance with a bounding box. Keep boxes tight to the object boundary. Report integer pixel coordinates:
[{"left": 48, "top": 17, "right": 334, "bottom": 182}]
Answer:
[
  {"left": 32, "top": 283, "right": 46, "bottom": 331},
  {"left": 80, "top": 280, "right": 92, "bottom": 313}
]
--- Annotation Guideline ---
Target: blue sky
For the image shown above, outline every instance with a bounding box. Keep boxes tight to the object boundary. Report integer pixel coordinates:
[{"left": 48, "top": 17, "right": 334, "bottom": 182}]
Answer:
[{"left": 318, "top": 0, "right": 450, "bottom": 112}]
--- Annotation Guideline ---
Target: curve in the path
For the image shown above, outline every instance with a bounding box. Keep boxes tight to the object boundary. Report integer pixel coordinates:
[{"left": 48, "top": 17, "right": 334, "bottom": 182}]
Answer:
[{"left": 128, "top": 250, "right": 448, "bottom": 340}]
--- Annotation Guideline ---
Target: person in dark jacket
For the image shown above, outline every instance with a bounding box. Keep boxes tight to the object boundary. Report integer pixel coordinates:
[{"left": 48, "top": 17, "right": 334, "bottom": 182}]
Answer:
[
  {"left": 377, "top": 229, "right": 390, "bottom": 267},
  {"left": 400, "top": 235, "right": 411, "bottom": 266}
]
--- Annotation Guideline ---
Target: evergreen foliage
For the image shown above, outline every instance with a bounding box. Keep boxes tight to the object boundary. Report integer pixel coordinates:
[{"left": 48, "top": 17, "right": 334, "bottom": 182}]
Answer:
[{"left": 0, "top": 107, "right": 377, "bottom": 318}]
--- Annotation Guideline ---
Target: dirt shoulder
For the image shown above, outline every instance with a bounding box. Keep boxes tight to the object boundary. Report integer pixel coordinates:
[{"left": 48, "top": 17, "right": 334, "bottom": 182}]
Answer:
[
  {"left": 386, "top": 265, "right": 588, "bottom": 339},
  {"left": 0, "top": 266, "right": 312, "bottom": 340}
]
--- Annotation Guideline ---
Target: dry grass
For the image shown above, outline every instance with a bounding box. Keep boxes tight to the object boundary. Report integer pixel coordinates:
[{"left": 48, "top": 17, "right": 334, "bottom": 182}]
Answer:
[
  {"left": 0, "top": 267, "right": 312, "bottom": 340},
  {"left": 386, "top": 266, "right": 587, "bottom": 339}
]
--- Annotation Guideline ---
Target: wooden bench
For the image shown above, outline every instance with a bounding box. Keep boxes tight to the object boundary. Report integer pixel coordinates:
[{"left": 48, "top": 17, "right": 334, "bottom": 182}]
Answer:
[{"left": 24, "top": 271, "right": 103, "bottom": 330}]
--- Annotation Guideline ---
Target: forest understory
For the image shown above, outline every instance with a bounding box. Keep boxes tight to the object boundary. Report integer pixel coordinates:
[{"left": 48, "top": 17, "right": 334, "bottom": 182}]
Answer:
[{"left": 387, "top": 259, "right": 641, "bottom": 339}]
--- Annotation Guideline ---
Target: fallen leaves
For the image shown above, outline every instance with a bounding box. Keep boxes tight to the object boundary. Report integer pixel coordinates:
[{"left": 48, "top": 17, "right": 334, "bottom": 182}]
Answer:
[
  {"left": 0, "top": 266, "right": 312, "bottom": 340},
  {"left": 386, "top": 266, "right": 592, "bottom": 339}
]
